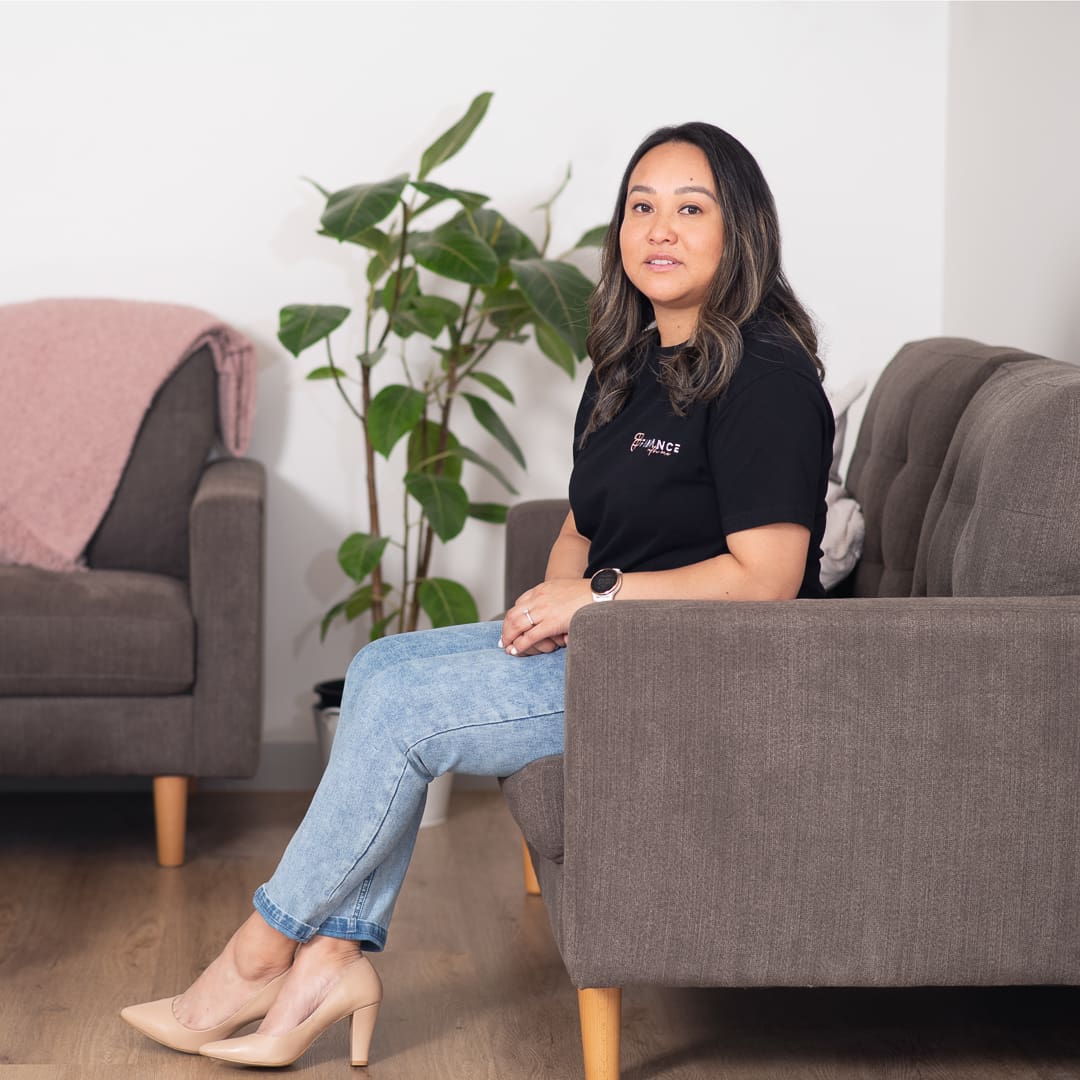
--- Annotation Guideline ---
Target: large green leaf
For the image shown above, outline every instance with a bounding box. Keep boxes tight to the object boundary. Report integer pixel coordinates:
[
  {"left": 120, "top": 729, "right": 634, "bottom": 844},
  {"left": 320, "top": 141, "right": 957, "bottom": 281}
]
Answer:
[
  {"left": 479, "top": 286, "right": 532, "bottom": 335},
  {"left": 404, "top": 472, "right": 469, "bottom": 542},
  {"left": 418, "top": 92, "right": 493, "bottom": 181},
  {"left": 534, "top": 318, "right": 576, "bottom": 377},
  {"left": 366, "top": 235, "right": 398, "bottom": 284},
  {"left": 344, "top": 584, "right": 375, "bottom": 621},
  {"left": 369, "top": 610, "right": 401, "bottom": 641},
  {"left": 392, "top": 294, "right": 462, "bottom": 340},
  {"left": 305, "top": 364, "right": 348, "bottom": 381},
  {"left": 367, "top": 384, "right": 426, "bottom": 458},
  {"left": 337, "top": 533, "right": 390, "bottom": 584},
  {"left": 381, "top": 266, "right": 420, "bottom": 313},
  {"left": 332, "top": 225, "right": 391, "bottom": 253},
  {"left": 410, "top": 180, "right": 489, "bottom": 217},
  {"left": 575, "top": 224, "right": 609, "bottom": 248},
  {"left": 320, "top": 174, "right": 408, "bottom": 241},
  {"left": 415, "top": 445, "right": 518, "bottom": 495},
  {"left": 319, "top": 598, "right": 347, "bottom": 641},
  {"left": 417, "top": 577, "right": 479, "bottom": 628},
  {"left": 456, "top": 208, "right": 539, "bottom": 263},
  {"left": 510, "top": 259, "right": 593, "bottom": 358},
  {"left": 412, "top": 225, "right": 499, "bottom": 286},
  {"left": 278, "top": 304, "right": 350, "bottom": 357},
  {"left": 462, "top": 393, "right": 525, "bottom": 469},
  {"left": 467, "top": 502, "right": 509, "bottom": 524},
  {"left": 466, "top": 370, "right": 515, "bottom": 404},
  {"left": 407, "top": 421, "right": 462, "bottom": 483}
]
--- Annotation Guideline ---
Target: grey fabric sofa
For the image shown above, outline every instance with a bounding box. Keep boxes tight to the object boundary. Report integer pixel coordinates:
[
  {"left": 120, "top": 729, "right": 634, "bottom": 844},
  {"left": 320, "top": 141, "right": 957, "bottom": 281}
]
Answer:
[
  {"left": 0, "top": 347, "right": 265, "bottom": 866},
  {"left": 500, "top": 337, "right": 1080, "bottom": 1079}
]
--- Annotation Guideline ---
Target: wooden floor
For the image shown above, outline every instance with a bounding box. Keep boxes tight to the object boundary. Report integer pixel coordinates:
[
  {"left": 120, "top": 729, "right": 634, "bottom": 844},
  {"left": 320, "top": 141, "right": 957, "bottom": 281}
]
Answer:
[{"left": 1, "top": 789, "right": 1079, "bottom": 1079}]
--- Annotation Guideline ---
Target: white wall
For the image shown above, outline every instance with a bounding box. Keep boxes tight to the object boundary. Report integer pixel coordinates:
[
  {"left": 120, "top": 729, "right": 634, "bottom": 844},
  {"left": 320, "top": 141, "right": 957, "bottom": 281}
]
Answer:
[
  {"left": 0, "top": 1, "right": 948, "bottom": 782},
  {"left": 944, "top": 1, "right": 1080, "bottom": 361}
]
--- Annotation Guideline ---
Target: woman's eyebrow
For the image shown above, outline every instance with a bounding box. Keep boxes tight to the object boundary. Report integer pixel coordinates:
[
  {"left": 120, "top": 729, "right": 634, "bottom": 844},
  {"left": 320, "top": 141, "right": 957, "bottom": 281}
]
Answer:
[{"left": 627, "top": 183, "right": 719, "bottom": 204}]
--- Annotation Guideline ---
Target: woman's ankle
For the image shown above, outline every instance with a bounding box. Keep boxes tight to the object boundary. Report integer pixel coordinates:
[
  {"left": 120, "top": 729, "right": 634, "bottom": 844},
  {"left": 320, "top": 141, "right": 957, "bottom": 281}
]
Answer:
[{"left": 230, "top": 912, "right": 297, "bottom": 980}]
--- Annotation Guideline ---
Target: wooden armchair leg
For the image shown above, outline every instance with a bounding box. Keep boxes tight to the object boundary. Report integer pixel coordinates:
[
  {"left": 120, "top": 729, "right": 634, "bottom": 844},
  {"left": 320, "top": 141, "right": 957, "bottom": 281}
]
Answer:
[
  {"left": 578, "top": 987, "right": 621, "bottom": 1080},
  {"left": 153, "top": 775, "right": 189, "bottom": 867},
  {"left": 521, "top": 835, "right": 541, "bottom": 896}
]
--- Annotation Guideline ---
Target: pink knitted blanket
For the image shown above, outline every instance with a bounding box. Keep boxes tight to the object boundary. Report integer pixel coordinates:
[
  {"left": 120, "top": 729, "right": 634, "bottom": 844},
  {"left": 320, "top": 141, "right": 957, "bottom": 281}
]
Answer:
[{"left": 0, "top": 298, "right": 257, "bottom": 571}]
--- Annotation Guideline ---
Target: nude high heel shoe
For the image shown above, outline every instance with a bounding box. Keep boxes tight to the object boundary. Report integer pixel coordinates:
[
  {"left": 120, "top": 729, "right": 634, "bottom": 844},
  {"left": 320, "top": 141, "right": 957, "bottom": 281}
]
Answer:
[
  {"left": 119, "top": 970, "right": 288, "bottom": 1054},
  {"left": 199, "top": 953, "right": 383, "bottom": 1067}
]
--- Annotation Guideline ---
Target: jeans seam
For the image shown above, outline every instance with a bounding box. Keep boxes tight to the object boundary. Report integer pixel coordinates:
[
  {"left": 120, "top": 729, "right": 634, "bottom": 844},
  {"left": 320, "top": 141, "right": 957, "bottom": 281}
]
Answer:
[{"left": 405, "top": 710, "right": 565, "bottom": 775}]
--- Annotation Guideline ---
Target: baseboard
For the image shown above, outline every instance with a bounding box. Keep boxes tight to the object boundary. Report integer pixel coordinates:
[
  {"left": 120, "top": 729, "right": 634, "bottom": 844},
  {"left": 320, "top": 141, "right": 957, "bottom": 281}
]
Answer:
[{"left": 0, "top": 741, "right": 499, "bottom": 793}]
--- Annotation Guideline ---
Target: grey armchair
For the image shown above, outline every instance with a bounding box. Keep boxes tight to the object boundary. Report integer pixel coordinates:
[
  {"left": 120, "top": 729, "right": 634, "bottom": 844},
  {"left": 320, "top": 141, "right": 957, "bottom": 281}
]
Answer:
[
  {"left": 501, "top": 338, "right": 1080, "bottom": 1079},
  {"left": 0, "top": 347, "right": 265, "bottom": 866}
]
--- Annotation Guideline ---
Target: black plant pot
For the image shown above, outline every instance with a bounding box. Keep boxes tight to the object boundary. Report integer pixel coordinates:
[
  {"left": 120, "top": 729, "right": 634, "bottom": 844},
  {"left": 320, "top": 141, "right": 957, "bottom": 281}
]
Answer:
[{"left": 313, "top": 678, "right": 346, "bottom": 711}]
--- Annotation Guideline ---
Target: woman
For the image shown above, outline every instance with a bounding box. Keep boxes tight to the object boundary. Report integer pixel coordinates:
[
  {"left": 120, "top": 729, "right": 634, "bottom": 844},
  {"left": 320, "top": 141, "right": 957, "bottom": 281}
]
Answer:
[{"left": 121, "top": 121, "right": 833, "bottom": 1067}]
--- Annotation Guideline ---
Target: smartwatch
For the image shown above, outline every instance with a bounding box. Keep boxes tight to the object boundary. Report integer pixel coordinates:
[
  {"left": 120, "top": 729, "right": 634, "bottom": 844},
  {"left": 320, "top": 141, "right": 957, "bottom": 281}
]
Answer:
[{"left": 590, "top": 567, "right": 623, "bottom": 602}]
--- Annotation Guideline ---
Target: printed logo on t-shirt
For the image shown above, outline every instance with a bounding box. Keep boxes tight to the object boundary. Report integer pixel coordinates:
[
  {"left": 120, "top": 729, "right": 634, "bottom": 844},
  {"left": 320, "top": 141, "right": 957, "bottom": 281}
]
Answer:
[{"left": 630, "top": 432, "right": 681, "bottom": 457}]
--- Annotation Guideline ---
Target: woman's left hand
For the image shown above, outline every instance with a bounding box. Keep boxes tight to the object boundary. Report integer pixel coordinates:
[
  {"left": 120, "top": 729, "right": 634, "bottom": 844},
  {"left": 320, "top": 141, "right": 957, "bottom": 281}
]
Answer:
[{"left": 500, "top": 578, "right": 593, "bottom": 657}]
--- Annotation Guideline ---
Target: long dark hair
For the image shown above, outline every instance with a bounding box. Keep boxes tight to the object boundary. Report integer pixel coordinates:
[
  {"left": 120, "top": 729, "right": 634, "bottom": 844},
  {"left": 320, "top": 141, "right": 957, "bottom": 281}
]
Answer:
[{"left": 581, "top": 122, "right": 823, "bottom": 441}]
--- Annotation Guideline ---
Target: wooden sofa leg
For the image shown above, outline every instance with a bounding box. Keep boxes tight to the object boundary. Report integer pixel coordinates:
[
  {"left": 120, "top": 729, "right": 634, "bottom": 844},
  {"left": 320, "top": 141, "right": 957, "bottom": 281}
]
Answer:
[
  {"left": 153, "top": 775, "right": 188, "bottom": 867},
  {"left": 578, "top": 987, "right": 621, "bottom": 1080},
  {"left": 521, "top": 835, "right": 541, "bottom": 896}
]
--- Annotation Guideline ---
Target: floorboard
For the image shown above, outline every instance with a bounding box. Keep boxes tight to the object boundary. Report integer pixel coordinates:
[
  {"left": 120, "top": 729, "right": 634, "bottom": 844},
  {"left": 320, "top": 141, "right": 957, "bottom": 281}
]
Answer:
[{"left": 1, "top": 789, "right": 1078, "bottom": 1078}]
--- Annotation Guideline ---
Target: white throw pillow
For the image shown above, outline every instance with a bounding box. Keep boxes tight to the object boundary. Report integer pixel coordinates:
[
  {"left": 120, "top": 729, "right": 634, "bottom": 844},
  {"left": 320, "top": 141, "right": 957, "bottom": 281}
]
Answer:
[{"left": 820, "top": 378, "right": 867, "bottom": 590}]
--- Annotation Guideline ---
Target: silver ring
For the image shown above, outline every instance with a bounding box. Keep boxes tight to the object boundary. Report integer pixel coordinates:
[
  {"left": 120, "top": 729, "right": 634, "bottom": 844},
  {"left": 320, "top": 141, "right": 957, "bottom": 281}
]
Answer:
[{"left": 524, "top": 608, "right": 535, "bottom": 627}]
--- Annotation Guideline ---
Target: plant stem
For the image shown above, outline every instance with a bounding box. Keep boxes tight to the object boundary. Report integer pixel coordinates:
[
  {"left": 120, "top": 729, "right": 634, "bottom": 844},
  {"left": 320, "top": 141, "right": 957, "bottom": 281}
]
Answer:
[{"left": 326, "top": 340, "right": 364, "bottom": 425}]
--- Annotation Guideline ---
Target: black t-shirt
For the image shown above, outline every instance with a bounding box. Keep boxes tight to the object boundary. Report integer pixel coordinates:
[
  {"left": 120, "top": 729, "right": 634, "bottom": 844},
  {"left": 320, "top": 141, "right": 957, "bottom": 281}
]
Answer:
[{"left": 569, "top": 317, "right": 834, "bottom": 599}]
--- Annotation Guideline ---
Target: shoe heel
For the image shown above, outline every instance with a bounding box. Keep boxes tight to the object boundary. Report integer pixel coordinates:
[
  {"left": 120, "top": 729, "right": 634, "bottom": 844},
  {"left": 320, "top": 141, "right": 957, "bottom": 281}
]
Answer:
[{"left": 349, "top": 1002, "right": 380, "bottom": 1066}]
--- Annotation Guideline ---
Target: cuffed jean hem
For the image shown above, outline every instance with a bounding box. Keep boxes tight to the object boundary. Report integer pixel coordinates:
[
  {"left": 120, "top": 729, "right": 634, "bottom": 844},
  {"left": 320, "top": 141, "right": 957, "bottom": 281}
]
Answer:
[{"left": 253, "top": 885, "right": 390, "bottom": 952}]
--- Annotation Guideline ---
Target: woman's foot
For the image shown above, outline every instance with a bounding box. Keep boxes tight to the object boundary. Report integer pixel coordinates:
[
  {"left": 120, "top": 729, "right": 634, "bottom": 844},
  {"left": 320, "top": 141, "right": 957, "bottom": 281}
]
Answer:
[
  {"left": 172, "top": 911, "right": 296, "bottom": 1030},
  {"left": 256, "top": 934, "right": 367, "bottom": 1035}
]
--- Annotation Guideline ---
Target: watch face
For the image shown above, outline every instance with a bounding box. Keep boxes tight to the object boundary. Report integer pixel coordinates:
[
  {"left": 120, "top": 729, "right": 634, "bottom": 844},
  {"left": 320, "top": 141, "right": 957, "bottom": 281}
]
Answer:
[{"left": 592, "top": 568, "right": 619, "bottom": 595}]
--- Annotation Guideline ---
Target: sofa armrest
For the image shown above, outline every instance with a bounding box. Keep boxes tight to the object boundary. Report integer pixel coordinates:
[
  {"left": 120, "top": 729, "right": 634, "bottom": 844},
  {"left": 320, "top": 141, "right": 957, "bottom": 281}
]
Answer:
[
  {"left": 559, "top": 596, "right": 1080, "bottom": 989},
  {"left": 189, "top": 458, "right": 266, "bottom": 776}
]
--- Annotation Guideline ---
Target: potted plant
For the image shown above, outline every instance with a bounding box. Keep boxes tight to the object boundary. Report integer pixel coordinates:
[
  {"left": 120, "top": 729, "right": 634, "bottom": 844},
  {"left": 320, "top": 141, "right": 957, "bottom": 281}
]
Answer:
[{"left": 279, "top": 92, "right": 602, "bottom": 823}]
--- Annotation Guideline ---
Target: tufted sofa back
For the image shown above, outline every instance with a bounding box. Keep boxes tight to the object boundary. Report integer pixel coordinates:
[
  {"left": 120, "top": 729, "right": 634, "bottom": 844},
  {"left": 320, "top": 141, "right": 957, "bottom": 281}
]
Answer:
[
  {"left": 844, "top": 339, "right": 1031, "bottom": 597},
  {"left": 913, "top": 358, "right": 1080, "bottom": 597}
]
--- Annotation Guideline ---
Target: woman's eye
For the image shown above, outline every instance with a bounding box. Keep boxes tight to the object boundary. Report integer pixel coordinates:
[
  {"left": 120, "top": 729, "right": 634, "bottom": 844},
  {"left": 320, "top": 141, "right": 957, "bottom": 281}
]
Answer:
[
  {"left": 630, "top": 201, "right": 653, "bottom": 214},
  {"left": 679, "top": 204, "right": 703, "bottom": 215}
]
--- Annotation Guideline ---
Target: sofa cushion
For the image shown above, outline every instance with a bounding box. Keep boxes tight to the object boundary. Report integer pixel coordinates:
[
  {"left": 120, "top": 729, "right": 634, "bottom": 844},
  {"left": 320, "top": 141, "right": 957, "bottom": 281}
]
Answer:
[
  {"left": 85, "top": 346, "right": 216, "bottom": 579},
  {"left": 499, "top": 754, "right": 565, "bottom": 863},
  {"left": 915, "top": 359, "right": 1080, "bottom": 597},
  {"left": 845, "top": 338, "right": 1023, "bottom": 597},
  {"left": 0, "top": 565, "right": 194, "bottom": 695}
]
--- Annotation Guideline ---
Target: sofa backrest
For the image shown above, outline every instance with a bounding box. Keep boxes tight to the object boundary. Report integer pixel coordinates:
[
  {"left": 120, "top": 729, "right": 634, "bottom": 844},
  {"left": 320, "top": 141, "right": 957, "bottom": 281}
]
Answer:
[
  {"left": 845, "top": 338, "right": 1030, "bottom": 597},
  {"left": 85, "top": 346, "right": 217, "bottom": 579},
  {"left": 913, "top": 358, "right": 1080, "bottom": 597}
]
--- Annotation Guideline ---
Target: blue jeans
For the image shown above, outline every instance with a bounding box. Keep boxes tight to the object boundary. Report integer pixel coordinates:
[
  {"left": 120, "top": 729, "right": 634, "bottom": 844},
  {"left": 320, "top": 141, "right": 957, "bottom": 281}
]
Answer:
[{"left": 254, "top": 621, "right": 565, "bottom": 950}]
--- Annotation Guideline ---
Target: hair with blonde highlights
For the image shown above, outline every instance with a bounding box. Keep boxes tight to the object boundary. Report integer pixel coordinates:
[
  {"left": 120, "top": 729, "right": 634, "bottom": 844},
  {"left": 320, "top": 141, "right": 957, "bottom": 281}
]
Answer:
[{"left": 581, "top": 122, "right": 823, "bottom": 442}]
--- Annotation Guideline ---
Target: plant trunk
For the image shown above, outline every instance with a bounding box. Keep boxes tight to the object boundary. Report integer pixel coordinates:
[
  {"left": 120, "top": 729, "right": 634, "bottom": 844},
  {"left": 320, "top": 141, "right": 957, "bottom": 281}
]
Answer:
[{"left": 361, "top": 364, "right": 385, "bottom": 624}]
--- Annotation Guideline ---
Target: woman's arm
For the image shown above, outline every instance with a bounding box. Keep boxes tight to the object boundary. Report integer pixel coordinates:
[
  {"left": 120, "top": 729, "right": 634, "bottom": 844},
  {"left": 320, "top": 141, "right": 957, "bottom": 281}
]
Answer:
[
  {"left": 501, "top": 521, "right": 810, "bottom": 656},
  {"left": 544, "top": 510, "right": 590, "bottom": 581}
]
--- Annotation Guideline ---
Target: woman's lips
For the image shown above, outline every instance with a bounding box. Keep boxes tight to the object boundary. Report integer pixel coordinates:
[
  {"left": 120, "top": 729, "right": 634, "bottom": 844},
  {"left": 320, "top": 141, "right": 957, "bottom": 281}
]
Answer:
[{"left": 644, "top": 256, "right": 682, "bottom": 272}]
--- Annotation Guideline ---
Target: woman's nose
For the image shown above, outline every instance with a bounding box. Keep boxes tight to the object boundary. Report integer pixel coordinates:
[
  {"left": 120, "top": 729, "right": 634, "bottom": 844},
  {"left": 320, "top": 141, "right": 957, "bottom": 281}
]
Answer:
[{"left": 647, "top": 213, "right": 677, "bottom": 243}]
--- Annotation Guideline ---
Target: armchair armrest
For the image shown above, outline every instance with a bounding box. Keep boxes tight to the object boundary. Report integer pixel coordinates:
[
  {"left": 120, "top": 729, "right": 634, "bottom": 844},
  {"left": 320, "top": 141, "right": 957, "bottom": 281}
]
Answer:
[
  {"left": 559, "top": 596, "right": 1080, "bottom": 989},
  {"left": 189, "top": 458, "right": 266, "bottom": 776}
]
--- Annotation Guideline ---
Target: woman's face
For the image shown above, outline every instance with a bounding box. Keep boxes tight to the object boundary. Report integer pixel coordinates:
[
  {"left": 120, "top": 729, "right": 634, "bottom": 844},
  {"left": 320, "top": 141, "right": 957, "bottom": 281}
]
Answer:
[{"left": 619, "top": 141, "right": 724, "bottom": 340}]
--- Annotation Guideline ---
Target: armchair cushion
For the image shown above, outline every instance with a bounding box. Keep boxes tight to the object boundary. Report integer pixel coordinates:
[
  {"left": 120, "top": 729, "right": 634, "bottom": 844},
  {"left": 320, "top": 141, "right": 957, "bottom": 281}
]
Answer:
[
  {"left": 499, "top": 753, "right": 565, "bottom": 863},
  {"left": 0, "top": 565, "right": 193, "bottom": 696}
]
